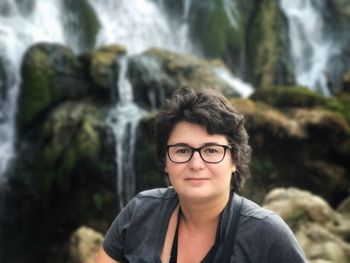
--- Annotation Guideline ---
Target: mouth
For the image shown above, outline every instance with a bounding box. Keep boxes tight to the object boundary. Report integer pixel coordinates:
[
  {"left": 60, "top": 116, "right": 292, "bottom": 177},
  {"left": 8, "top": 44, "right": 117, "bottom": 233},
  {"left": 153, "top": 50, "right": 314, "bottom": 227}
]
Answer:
[{"left": 185, "top": 177, "right": 209, "bottom": 181}]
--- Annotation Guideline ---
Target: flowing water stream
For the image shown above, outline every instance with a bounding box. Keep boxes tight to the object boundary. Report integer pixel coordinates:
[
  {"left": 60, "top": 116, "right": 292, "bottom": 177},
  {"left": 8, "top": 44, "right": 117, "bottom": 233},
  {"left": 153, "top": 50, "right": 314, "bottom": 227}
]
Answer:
[
  {"left": 0, "top": 0, "right": 70, "bottom": 179},
  {"left": 279, "top": 0, "right": 342, "bottom": 95}
]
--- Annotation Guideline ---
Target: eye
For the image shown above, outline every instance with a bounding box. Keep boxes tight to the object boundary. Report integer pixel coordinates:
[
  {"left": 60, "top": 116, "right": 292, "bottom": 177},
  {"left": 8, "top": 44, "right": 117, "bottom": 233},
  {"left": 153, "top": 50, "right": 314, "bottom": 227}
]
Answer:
[
  {"left": 177, "top": 147, "right": 190, "bottom": 154},
  {"left": 202, "top": 146, "right": 220, "bottom": 154},
  {"left": 171, "top": 146, "right": 191, "bottom": 155}
]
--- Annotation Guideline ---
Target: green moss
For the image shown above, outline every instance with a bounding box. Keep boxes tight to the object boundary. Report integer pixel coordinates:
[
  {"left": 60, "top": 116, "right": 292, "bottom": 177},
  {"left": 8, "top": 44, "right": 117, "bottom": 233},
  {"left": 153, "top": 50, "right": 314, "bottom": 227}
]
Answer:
[
  {"left": 62, "top": 0, "right": 101, "bottom": 51},
  {"left": 246, "top": 0, "right": 289, "bottom": 87},
  {"left": 251, "top": 86, "right": 327, "bottom": 107},
  {"left": 326, "top": 95, "right": 350, "bottom": 124},
  {"left": 201, "top": 1, "right": 244, "bottom": 58},
  {"left": 19, "top": 49, "right": 53, "bottom": 130},
  {"left": 57, "top": 148, "right": 76, "bottom": 190},
  {"left": 76, "top": 119, "right": 99, "bottom": 159}
]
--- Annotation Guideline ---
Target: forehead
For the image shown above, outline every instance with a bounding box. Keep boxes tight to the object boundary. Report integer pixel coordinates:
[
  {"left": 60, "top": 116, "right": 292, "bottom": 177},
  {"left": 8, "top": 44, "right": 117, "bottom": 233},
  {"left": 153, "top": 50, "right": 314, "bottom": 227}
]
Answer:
[{"left": 167, "top": 121, "right": 229, "bottom": 145}]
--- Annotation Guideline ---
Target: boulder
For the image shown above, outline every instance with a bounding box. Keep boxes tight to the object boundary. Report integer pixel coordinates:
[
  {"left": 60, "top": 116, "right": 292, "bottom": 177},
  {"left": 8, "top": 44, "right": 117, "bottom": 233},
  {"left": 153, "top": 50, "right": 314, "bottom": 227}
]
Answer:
[
  {"left": 263, "top": 188, "right": 350, "bottom": 263},
  {"left": 67, "top": 226, "right": 103, "bottom": 263},
  {"left": 17, "top": 43, "right": 89, "bottom": 132}
]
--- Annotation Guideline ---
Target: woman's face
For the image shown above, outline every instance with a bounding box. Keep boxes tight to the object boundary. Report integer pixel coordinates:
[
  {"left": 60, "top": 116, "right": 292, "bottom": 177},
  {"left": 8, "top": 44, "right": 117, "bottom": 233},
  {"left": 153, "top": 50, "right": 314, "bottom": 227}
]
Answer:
[{"left": 165, "top": 121, "right": 236, "bottom": 201}]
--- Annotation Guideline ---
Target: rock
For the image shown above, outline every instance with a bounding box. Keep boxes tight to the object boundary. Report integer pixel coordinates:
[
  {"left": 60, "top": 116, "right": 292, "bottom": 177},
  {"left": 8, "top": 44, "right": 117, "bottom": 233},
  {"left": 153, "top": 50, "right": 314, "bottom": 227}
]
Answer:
[
  {"left": 341, "top": 70, "right": 350, "bottom": 93},
  {"left": 296, "top": 224, "right": 350, "bottom": 263},
  {"left": 18, "top": 43, "right": 89, "bottom": 132},
  {"left": 250, "top": 86, "right": 328, "bottom": 108},
  {"left": 79, "top": 44, "right": 127, "bottom": 99},
  {"left": 236, "top": 96, "right": 350, "bottom": 206},
  {"left": 263, "top": 188, "right": 350, "bottom": 263},
  {"left": 337, "top": 196, "right": 350, "bottom": 217},
  {"left": 263, "top": 188, "right": 335, "bottom": 230},
  {"left": 128, "top": 47, "right": 242, "bottom": 110},
  {"left": 135, "top": 112, "right": 167, "bottom": 191},
  {"left": 245, "top": 0, "right": 292, "bottom": 88},
  {"left": 61, "top": 0, "right": 101, "bottom": 52},
  {"left": 68, "top": 226, "right": 103, "bottom": 263}
]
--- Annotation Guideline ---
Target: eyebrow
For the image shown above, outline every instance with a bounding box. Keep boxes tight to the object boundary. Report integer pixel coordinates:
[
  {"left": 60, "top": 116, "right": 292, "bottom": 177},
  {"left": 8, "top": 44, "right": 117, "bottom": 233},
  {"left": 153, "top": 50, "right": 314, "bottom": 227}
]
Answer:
[{"left": 169, "top": 142, "right": 227, "bottom": 147}]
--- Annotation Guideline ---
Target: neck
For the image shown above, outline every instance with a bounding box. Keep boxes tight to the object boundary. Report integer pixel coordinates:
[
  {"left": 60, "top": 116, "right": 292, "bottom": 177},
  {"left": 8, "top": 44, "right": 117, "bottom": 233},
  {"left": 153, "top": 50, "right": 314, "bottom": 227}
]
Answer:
[{"left": 178, "top": 192, "right": 230, "bottom": 227}]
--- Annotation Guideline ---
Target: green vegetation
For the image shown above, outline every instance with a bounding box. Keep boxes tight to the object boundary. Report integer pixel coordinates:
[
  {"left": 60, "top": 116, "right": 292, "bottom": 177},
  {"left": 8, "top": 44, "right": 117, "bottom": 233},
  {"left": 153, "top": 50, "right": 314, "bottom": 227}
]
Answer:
[
  {"left": 201, "top": 1, "right": 244, "bottom": 58},
  {"left": 19, "top": 48, "right": 53, "bottom": 130},
  {"left": 251, "top": 86, "right": 327, "bottom": 107}
]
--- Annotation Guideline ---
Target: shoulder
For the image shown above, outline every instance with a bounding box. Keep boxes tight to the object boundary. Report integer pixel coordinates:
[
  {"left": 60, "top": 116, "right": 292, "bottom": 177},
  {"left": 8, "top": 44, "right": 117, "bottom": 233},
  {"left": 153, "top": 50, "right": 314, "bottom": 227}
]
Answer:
[
  {"left": 136, "top": 187, "right": 177, "bottom": 200},
  {"left": 234, "top": 196, "right": 306, "bottom": 262},
  {"left": 126, "top": 187, "right": 178, "bottom": 220},
  {"left": 238, "top": 196, "right": 295, "bottom": 239},
  {"left": 240, "top": 196, "right": 275, "bottom": 220}
]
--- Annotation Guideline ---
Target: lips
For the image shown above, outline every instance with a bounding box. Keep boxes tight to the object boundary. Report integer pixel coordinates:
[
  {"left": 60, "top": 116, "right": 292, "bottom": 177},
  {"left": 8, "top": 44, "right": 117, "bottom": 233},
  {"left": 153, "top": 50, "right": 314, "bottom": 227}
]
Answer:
[{"left": 185, "top": 177, "right": 209, "bottom": 181}]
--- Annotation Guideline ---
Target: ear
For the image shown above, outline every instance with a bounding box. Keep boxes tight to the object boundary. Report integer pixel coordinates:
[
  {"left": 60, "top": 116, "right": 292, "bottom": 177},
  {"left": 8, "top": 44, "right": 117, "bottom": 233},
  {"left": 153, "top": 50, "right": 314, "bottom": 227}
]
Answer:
[{"left": 231, "top": 163, "right": 237, "bottom": 174}]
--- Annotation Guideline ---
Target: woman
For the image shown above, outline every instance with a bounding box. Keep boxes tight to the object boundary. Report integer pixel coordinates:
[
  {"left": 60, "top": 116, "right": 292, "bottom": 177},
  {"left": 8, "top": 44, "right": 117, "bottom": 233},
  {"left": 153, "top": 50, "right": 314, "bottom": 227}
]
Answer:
[{"left": 96, "top": 87, "right": 306, "bottom": 262}]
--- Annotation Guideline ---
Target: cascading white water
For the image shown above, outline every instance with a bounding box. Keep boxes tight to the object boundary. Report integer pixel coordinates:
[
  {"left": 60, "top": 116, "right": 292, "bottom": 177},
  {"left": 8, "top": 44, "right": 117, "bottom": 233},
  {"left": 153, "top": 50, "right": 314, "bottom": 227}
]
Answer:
[
  {"left": 214, "top": 67, "right": 253, "bottom": 97},
  {"left": 0, "top": 0, "right": 75, "bottom": 179},
  {"left": 87, "top": 0, "right": 196, "bottom": 54},
  {"left": 106, "top": 57, "right": 146, "bottom": 208},
  {"left": 279, "top": 0, "right": 339, "bottom": 95}
]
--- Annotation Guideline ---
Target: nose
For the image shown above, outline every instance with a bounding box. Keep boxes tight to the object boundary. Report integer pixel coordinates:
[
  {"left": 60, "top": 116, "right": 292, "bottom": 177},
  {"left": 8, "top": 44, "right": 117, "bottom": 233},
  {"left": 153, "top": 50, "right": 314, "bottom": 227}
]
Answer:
[{"left": 188, "top": 150, "right": 205, "bottom": 170}]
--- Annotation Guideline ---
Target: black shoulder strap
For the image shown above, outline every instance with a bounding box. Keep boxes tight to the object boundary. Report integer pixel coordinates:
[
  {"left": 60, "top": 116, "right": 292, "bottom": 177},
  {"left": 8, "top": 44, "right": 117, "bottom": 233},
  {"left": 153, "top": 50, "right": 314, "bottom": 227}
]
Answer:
[{"left": 221, "top": 195, "right": 244, "bottom": 262}]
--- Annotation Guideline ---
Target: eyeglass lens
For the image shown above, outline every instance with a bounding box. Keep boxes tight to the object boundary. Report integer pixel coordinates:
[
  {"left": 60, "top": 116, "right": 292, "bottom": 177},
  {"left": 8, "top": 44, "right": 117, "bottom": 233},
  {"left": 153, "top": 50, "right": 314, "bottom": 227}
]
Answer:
[{"left": 167, "top": 144, "right": 229, "bottom": 163}]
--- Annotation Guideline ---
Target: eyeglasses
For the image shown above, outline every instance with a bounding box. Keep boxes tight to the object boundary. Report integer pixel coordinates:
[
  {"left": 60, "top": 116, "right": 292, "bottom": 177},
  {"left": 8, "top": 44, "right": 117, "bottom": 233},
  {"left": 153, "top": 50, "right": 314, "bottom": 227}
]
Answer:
[{"left": 166, "top": 144, "right": 232, "bottom": 164}]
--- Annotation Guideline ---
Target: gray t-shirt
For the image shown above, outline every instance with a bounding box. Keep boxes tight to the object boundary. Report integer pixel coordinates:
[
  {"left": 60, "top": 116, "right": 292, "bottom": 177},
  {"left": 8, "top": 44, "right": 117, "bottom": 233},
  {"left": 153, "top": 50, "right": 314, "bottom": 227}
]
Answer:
[{"left": 103, "top": 187, "right": 307, "bottom": 263}]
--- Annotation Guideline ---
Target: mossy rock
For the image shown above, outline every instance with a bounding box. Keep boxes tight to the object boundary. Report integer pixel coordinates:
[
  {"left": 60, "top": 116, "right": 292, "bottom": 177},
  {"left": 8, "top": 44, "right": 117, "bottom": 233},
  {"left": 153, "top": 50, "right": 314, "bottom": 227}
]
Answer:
[
  {"left": 190, "top": 0, "right": 244, "bottom": 59},
  {"left": 326, "top": 94, "right": 350, "bottom": 124},
  {"left": 15, "top": 99, "right": 114, "bottom": 195},
  {"left": 250, "top": 86, "right": 328, "bottom": 108},
  {"left": 18, "top": 43, "right": 88, "bottom": 132},
  {"left": 41, "top": 100, "right": 115, "bottom": 192},
  {"left": 135, "top": 112, "right": 166, "bottom": 191},
  {"left": 61, "top": 0, "right": 101, "bottom": 52},
  {"left": 246, "top": 0, "right": 292, "bottom": 87},
  {"left": 79, "top": 44, "right": 127, "bottom": 99}
]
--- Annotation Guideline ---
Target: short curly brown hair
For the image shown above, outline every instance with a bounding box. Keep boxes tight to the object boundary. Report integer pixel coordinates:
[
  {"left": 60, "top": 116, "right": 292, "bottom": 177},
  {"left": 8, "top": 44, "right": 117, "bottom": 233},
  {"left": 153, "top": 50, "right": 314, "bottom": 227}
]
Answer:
[{"left": 155, "top": 87, "right": 251, "bottom": 192}]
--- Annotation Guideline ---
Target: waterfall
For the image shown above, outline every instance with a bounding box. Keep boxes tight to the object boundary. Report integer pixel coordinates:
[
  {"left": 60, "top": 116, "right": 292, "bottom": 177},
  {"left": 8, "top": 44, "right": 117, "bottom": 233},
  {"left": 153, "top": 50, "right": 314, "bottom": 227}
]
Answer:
[
  {"left": 106, "top": 57, "right": 145, "bottom": 208},
  {"left": 279, "top": 0, "right": 341, "bottom": 95},
  {"left": 214, "top": 67, "right": 254, "bottom": 97},
  {"left": 0, "top": 0, "right": 254, "bottom": 203},
  {"left": 87, "top": 0, "right": 195, "bottom": 54},
  {"left": 0, "top": 0, "right": 72, "bottom": 179}
]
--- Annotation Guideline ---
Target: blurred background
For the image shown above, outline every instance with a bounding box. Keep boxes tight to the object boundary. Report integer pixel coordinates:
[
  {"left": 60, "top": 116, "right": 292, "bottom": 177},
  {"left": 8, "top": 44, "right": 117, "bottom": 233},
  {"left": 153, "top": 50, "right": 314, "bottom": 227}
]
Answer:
[{"left": 1, "top": 0, "right": 350, "bottom": 262}]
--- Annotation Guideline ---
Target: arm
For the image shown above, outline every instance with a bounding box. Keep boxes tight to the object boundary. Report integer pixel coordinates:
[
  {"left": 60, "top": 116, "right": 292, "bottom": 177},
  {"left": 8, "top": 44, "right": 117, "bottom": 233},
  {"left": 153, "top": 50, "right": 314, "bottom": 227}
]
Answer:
[{"left": 95, "top": 247, "right": 120, "bottom": 263}]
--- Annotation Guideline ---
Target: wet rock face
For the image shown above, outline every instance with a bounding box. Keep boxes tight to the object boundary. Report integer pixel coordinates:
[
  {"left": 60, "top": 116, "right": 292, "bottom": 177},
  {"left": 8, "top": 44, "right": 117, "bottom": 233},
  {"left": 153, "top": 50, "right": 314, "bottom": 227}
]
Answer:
[{"left": 17, "top": 43, "right": 89, "bottom": 132}]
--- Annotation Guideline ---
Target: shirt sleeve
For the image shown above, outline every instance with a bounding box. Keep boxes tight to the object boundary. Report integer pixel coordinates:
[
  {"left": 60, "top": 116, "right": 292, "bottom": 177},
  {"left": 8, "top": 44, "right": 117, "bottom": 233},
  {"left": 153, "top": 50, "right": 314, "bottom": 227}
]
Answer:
[{"left": 103, "top": 198, "right": 136, "bottom": 262}]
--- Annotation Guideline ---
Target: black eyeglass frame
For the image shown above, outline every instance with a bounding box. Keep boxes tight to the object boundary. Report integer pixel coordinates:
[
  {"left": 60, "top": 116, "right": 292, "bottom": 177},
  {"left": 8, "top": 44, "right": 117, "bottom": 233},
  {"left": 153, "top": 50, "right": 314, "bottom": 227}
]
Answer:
[{"left": 166, "top": 144, "right": 233, "bottom": 164}]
